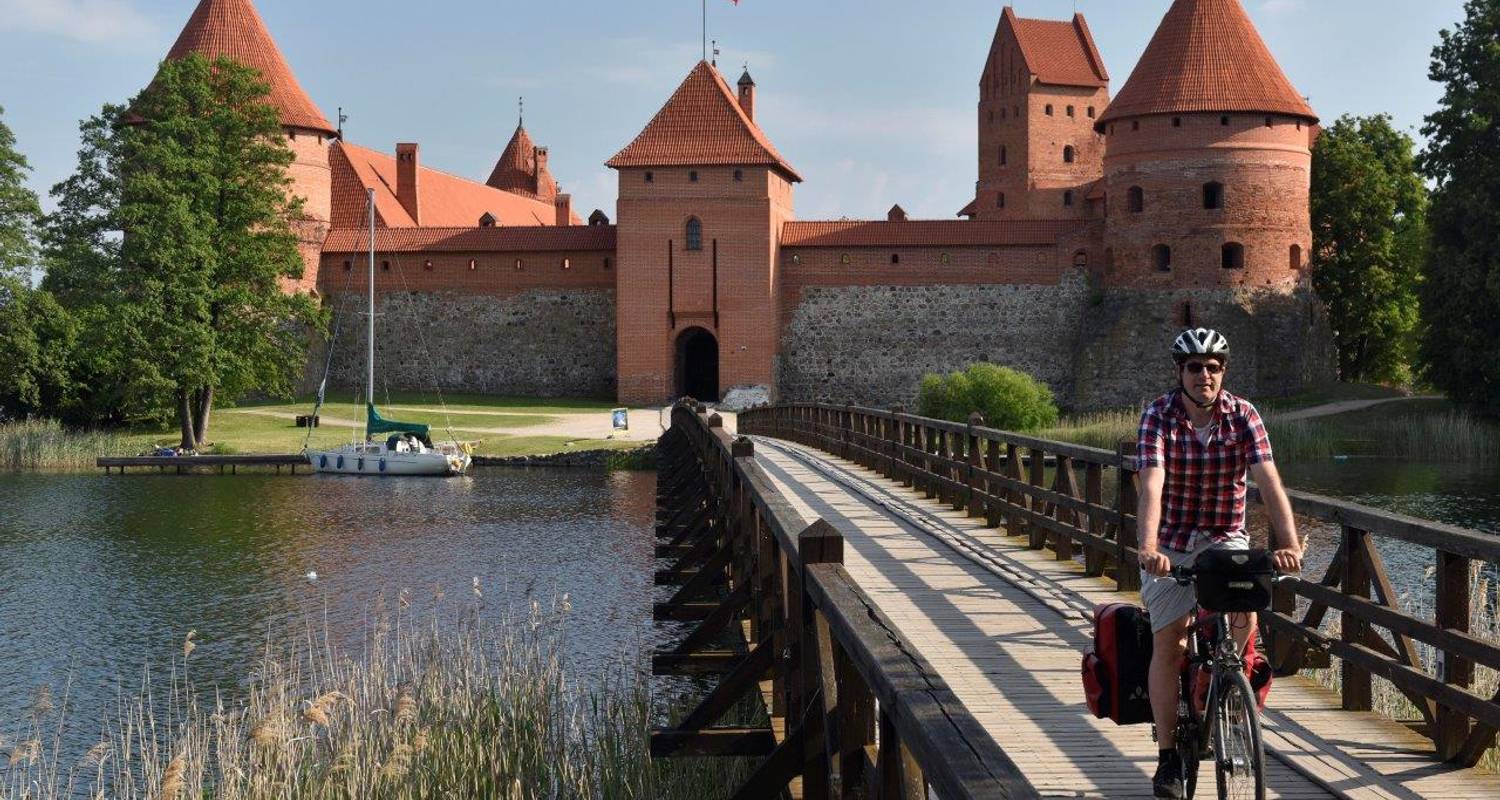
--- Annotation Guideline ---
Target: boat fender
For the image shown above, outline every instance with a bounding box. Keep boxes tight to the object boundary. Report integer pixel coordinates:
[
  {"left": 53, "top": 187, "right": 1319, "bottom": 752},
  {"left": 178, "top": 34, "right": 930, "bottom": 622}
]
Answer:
[
  {"left": 319, "top": 454, "right": 327, "bottom": 468},
  {"left": 379, "top": 458, "right": 387, "bottom": 473},
  {"left": 357, "top": 457, "right": 365, "bottom": 471},
  {"left": 336, "top": 455, "right": 344, "bottom": 470}
]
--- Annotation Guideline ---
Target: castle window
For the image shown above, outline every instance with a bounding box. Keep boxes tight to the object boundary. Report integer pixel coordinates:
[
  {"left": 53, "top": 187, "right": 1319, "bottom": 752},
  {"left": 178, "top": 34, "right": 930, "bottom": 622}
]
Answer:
[
  {"left": 1180, "top": 300, "right": 1194, "bottom": 327},
  {"left": 604, "top": 257, "right": 612, "bottom": 270},
  {"left": 1289, "top": 244, "right": 1302, "bottom": 270},
  {"left": 940, "top": 253, "right": 951, "bottom": 264},
  {"left": 423, "top": 260, "right": 433, "bottom": 271},
  {"left": 1067, "top": 105, "right": 1075, "bottom": 117},
  {"left": 1073, "top": 250, "right": 1088, "bottom": 268},
  {"left": 685, "top": 217, "right": 703, "bottom": 251},
  {"left": 1152, "top": 244, "right": 1172, "bottom": 272},
  {"left": 891, "top": 254, "right": 900, "bottom": 264},
  {"left": 1222, "top": 242, "right": 1246, "bottom": 269},
  {"left": 1063, "top": 146, "right": 1076, "bottom": 164},
  {"left": 468, "top": 259, "right": 477, "bottom": 271},
  {"left": 644, "top": 171, "right": 653, "bottom": 183},
  {"left": 514, "top": 259, "right": 523, "bottom": 271},
  {"left": 689, "top": 170, "right": 699, "bottom": 182},
  {"left": 1221, "top": 115, "right": 1230, "bottom": 126},
  {"left": 1063, "top": 190, "right": 1074, "bottom": 207},
  {"left": 997, "top": 192, "right": 1006, "bottom": 208},
  {"left": 562, "top": 258, "right": 571, "bottom": 270},
  {"left": 479, "top": 212, "right": 497, "bottom": 227},
  {"left": 1000, "top": 146, "right": 1007, "bottom": 166},
  {"left": 1088, "top": 106, "right": 1096, "bottom": 119},
  {"left": 733, "top": 169, "right": 743, "bottom": 182},
  {"left": 1045, "top": 104, "right": 1054, "bottom": 116},
  {"left": 1203, "top": 182, "right": 1224, "bottom": 210},
  {"left": 288, "top": 131, "right": 295, "bottom": 141},
  {"left": 381, "top": 260, "right": 390, "bottom": 272},
  {"left": 342, "top": 260, "right": 352, "bottom": 272},
  {"left": 1128, "top": 186, "right": 1144, "bottom": 213},
  {"left": 1173, "top": 117, "right": 1182, "bottom": 128},
  {"left": 840, "top": 253, "right": 850, "bottom": 265}
]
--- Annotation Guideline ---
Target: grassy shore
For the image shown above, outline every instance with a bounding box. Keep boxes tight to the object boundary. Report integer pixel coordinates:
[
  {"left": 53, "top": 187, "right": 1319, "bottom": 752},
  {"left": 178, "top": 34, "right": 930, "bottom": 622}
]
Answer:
[{"left": 0, "top": 600, "right": 751, "bottom": 799}]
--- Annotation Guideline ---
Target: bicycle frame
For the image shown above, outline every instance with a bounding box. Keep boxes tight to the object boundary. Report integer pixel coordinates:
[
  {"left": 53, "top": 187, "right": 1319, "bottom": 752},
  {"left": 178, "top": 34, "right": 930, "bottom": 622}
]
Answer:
[{"left": 1181, "top": 608, "right": 1249, "bottom": 758}]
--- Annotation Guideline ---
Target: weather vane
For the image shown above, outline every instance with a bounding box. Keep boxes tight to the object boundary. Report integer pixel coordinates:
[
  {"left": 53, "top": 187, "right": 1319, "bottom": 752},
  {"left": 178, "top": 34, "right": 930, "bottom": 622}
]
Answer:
[
  {"left": 337, "top": 106, "right": 348, "bottom": 139},
  {"left": 518, "top": 96, "right": 524, "bottom": 126}
]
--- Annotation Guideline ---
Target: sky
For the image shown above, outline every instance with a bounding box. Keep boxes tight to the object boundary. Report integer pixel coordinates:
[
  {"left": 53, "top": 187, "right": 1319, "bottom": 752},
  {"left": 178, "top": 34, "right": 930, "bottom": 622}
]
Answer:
[{"left": 0, "top": 0, "right": 1470, "bottom": 222}]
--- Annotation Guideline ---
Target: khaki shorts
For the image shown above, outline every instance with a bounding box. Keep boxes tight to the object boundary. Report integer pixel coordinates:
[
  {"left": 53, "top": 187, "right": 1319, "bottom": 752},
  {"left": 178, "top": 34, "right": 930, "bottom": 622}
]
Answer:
[{"left": 1140, "top": 536, "right": 1249, "bottom": 634}]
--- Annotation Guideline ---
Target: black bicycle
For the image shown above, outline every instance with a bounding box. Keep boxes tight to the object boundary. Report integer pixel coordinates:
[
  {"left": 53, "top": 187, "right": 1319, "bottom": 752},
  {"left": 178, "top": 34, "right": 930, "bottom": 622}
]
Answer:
[{"left": 1166, "top": 549, "right": 1281, "bottom": 800}]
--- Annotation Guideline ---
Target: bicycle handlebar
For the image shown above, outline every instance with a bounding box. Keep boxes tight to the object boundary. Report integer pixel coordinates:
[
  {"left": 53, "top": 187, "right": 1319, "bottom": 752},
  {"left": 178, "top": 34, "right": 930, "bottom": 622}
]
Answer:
[{"left": 1170, "top": 564, "right": 1299, "bottom": 587}]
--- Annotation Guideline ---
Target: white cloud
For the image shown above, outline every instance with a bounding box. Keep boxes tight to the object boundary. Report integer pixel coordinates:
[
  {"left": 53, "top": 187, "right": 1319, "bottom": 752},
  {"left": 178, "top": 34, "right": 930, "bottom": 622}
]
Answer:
[{"left": 0, "top": 0, "right": 156, "bottom": 45}]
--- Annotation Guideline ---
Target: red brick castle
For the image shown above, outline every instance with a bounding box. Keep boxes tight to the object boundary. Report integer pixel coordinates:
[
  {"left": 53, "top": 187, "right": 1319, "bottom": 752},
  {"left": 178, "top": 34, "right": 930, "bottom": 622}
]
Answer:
[{"left": 152, "top": 0, "right": 1334, "bottom": 409}]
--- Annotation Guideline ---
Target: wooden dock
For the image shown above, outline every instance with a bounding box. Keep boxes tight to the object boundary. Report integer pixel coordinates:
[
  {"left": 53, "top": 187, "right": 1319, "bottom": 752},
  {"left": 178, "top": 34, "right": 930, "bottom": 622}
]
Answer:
[
  {"left": 97, "top": 453, "right": 307, "bottom": 474},
  {"left": 650, "top": 401, "right": 1500, "bottom": 798}
]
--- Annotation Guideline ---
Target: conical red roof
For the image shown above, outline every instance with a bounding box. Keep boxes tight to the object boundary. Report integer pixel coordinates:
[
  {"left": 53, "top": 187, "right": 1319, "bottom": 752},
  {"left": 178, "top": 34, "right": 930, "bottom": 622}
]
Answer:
[
  {"left": 606, "top": 61, "right": 800, "bottom": 181},
  {"left": 165, "top": 0, "right": 334, "bottom": 134},
  {"left": 487, "top": 125, "right": 536, "bottom": 190},
  {"left": 1097, "top": 0, "right": 1315, "bottom": 128}
]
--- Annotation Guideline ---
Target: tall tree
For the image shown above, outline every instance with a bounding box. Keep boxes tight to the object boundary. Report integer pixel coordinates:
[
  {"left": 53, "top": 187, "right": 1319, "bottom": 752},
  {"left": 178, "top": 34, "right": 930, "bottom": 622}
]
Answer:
[
  {"left": 1419, "top": 0, "right": 1500, "bottom": 413},
  {"left": 1310, "top": 114, "right": 1427, "bottom": 384},
  {"left": 0, "top": 106, "right": 43, "bottom": 281},
  {"left": 0, "top": 278, "right": 79, "bottom": 420}
]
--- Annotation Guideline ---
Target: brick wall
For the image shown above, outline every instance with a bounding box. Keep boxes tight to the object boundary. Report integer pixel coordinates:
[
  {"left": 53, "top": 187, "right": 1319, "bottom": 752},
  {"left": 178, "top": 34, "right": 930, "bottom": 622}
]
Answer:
[
  {"left": 284, "top": 127, "right": 332, "bottom": 294},
  {"left": 317, "top": 248, "right": 614, "bottom": 297}
]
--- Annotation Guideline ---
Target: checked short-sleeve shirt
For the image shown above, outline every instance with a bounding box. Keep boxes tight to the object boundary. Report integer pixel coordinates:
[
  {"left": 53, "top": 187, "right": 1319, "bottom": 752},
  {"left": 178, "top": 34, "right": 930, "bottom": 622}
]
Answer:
[{"left": 1136, "top": 389, "right": 1274, "bottom": 553}]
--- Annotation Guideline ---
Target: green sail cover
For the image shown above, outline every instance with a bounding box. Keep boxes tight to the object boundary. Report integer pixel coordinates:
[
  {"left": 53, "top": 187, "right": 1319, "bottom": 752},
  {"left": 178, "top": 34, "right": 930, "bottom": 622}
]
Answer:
[{"left": 366, "top": 403, "right": 430, "bottom": 438}]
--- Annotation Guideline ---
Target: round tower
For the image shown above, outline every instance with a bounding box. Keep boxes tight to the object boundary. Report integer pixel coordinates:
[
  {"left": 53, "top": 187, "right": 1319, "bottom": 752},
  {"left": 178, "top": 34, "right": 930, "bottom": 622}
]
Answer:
[
  {"left": 1096, "top": 0, "right": 1317, "bottom": 291},
  {"left": 163, "top": 0, "right": 336, "bottom": 293}
]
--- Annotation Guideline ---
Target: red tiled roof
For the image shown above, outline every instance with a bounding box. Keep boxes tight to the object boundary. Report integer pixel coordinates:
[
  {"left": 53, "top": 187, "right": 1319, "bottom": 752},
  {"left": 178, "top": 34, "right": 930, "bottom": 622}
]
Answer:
[
  {"left": 781, "top": 219, "right": 1079, "bottom": 248},
  {"left": 330, "top": 141, "right": 579, "bottom": 229},
  {"left": 165, "top": 0, "right": 334, "bottom": 134},
  {"left": 956, "top": 199, "right": 978, "bottom": 219},
  {"left": 606, "top": 61, "right": 801, "bottom": 181},
  {"left": 1097, "top": 0, "right": 1316, "bottom": 128},
  {"left": 321, "top": 225, "right": 615, "bottom": 254},
  {"left": 485, "top": 124, "right": 558, "bottom": 201},
  {"left": 1003, "top": 8, "right": 1109, "bottom": 88}
]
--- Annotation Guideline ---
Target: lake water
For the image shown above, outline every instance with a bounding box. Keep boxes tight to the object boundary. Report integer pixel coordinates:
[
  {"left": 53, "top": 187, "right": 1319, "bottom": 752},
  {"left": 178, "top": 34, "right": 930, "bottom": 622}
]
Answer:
[{"left": 0, "top": 468, "right": 659, "bottom": 758}]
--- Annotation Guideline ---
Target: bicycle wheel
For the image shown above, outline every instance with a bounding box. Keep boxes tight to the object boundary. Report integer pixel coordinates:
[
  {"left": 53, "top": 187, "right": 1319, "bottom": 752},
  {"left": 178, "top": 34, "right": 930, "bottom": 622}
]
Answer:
[{"left": 1213, "top": 669, "right": 1265, "bottom": 800}]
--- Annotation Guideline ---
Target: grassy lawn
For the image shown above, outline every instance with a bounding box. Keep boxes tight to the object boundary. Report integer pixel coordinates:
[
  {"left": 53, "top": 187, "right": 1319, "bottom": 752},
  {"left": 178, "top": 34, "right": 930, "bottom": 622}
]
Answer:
[
  {"left": 1256, "top": 381, "right": 1412, "bottom": 412},
  {"left": 116, "top": 394, "right": 639, "bottom": 458}
]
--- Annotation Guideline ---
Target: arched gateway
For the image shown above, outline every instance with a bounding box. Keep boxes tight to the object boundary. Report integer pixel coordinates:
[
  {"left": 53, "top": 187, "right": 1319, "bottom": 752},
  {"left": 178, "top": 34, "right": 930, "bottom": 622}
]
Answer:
[{"left": 675, "top": 327, "right": 719, "bottom": 402}]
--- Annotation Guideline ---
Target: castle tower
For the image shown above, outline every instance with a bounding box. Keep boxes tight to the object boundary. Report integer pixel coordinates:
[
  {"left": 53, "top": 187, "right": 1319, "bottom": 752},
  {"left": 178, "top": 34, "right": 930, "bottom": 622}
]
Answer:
[
  {"left": 1096, "top": 0, "right": 1317, "bottom": 291},
  {"left": 162, "top": 0, "right": 336, "bottom": 293},
  {"left": 607, "top": 62, "right": 801, "bottom": 404},
  {"left": 968, "top": 7, "right": 1109, "bottom": 221},
  {"left": 485, "top": 121, "right": 560, "bottom": 204}
]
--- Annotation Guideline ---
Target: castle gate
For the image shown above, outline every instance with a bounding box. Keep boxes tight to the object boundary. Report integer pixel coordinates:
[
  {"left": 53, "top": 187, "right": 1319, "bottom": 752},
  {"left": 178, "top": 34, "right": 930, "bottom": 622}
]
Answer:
[{"left": 675, "top": 327, "right": 719, "bottom": 401}]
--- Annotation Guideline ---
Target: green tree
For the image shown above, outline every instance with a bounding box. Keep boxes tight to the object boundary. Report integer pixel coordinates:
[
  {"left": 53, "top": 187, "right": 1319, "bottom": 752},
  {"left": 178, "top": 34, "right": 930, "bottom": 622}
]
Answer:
[
  {"left": 0, "top": 278, "right": 79, "bottom": 420},
  {"left": 1310, "top": 114, "right": 1427, "bottom": 384},
  {"left": 1419, "top": 0, "right": 1500, "bottom": 413},
  {"left": 0, "top": 106, "right": 43, "bottom": 280},
  {"left": 44, "top": 55, "right": 320, "bottom": 446},
  {"left": 917, "top": 363, "right": 1059, "bottom": 430}
]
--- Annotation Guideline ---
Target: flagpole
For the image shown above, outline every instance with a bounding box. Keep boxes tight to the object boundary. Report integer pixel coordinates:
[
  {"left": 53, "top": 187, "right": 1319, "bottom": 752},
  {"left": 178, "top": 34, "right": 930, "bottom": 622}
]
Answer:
[{"left": 702, "top": 0, "right": 707, "bottom": 61}]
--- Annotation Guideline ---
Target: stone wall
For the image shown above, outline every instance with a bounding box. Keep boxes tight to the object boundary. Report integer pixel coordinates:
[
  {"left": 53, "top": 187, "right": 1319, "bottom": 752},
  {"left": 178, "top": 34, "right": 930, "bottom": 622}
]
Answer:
[
  {"left": 776, "top": 272, "right": 1091, "bottom": 408},
  {"left": 322, "top": 288, "right": 616, "bottom": 397}
]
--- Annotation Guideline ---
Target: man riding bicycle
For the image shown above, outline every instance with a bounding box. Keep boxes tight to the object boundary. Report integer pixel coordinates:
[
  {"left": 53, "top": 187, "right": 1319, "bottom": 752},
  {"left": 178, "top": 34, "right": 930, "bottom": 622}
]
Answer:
[{"left": 1135, "top": 328, "right": 1304, "bottom": 799}]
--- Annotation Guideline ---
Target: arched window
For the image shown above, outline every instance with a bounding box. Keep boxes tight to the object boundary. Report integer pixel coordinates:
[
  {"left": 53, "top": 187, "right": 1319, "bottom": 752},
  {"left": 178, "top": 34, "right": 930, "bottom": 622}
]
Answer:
[
  {"left": 1222, "top": 242, "right": 1246, "bottom": 269},
  {"left": 1290, "top": 244, "right": 1303, "bottom": 270},
  {"left": 1128, "top": 186, "right": 1144, "bottom": 213},
  {"left": 1153, "top": 244, "right": 1172, "bottom": 272},
  {"left": 1045, "top": 104, "right": 1054, "bottom": 116},
  {"left": 1203, "top": 182, "right": 1224, "bottom": 210},
  {"left": 1000, "top": 146, "right": 1008, "bottom": 166},
  {"left": 1066, "top": 105, "right": 1075, "bottom": 118},
  {"left": 514, "top": 259, "right": 523, "bottom": 271},
  {"left": 468, "top": 259, "right": 477, "bottom": 271},
  {"left": 1063, "top": 190, "right": 1074, "bottom": 207},
  {"left": 996, "top": 192, "right": 1006, "bottom": 208},
  {"left": 561, "top": 258, "right": 572, "bottom": 270},
  {"left": 685, "top": 217, "right": 703, "bottom": 251},
  {"left": 1063, "top": 145, "right": 1076, "bottom": 164},
  {"left": 1073, "top": 250, "right": 1088, "bottom": 268},
  {"left": 1087, "top": 106, "right": 1096, "bottom": 119}
]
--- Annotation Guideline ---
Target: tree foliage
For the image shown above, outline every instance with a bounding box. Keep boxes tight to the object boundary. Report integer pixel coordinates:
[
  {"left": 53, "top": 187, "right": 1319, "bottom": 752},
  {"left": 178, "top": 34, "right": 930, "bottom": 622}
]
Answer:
[
  {"left": 40, "top": 55, "right": 321, "bottom": 445},
  {"left": 1418, "top": 0, "right": 1500, "bottom": 413},
  {"left": 917, "top": 363, "right": 1059, "bottom": 431},
  {"left": 0, "top": 278, "right": 79, "bottom": 420},
  {"left": 1310, "top": 114, "right": 1427, "bottom": 384},
  {"left": 0, "top": 106, "right": 43, "bottom": 280}
]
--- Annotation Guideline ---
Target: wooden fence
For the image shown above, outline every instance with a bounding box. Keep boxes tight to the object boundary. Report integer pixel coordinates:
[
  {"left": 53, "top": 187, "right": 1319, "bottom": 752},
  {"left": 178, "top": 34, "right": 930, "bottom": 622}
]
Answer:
[
  {"left": 738, "top": 402, "right": 1500, "bottom": 767},
  {"left": 651, "top": 402, "right": 1037, "bottom": 799}
]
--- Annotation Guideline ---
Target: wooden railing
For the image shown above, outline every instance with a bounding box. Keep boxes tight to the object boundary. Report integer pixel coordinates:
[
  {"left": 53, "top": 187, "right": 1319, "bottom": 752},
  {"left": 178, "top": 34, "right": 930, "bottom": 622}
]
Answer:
[
  {"left": 738, "top": 402, "right": 1500, "bottom": 767},
  {"left": 651, "top": 401, "right": 1037, "bottom": 799}
]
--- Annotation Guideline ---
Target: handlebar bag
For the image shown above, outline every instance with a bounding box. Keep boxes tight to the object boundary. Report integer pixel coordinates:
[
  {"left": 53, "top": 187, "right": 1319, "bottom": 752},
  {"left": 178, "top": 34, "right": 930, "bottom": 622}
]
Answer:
[
  {"left": 1082, "top": 602, "right": 1154, "bottom": 725},
  {"left": 1192, "top": 548, "right": 1275, "bottom": 612}
]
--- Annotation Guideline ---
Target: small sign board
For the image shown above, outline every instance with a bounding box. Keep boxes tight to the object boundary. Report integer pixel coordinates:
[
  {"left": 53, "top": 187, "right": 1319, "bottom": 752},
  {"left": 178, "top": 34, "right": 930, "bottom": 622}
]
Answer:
[{"left": 611, "top": 408, "right": 629, "bottom": 431}]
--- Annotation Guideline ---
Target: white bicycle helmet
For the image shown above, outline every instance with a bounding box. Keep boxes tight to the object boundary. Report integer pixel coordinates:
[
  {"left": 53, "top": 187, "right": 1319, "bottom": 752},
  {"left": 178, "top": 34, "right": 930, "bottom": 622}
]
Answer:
[{"left": 1172, "top": 328, "right": 1229, "bottom": 362}]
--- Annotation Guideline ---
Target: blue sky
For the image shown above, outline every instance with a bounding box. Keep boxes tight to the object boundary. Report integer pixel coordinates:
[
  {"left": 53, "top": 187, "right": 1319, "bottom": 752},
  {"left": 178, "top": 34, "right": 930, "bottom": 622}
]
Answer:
[{"left": 0, "top": 0, "right": 1469, "bottom": 222}]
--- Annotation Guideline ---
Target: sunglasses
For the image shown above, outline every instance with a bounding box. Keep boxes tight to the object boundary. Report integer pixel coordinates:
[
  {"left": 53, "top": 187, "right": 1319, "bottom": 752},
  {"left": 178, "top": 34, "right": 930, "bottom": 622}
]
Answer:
[{"left": 1183, "top": 361, "right": 1224, "bottom": 375}]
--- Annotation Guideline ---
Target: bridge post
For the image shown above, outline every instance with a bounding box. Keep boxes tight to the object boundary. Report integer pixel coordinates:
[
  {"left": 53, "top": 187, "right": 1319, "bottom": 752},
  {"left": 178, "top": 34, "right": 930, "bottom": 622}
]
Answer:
[
  {"left": 1116, "top": 441, "right": 1141, "bottom": 592},
  {"left": 966, "top": 414, "right": 984, "bottom": 519},
  {"left": 1341, "top": 525, "right": 1374, "bottom": 711},
  {"left": 798, "top": 521, "right": 844, "bottom": 798},
  {"left": 1435, "top": 551, "right": 1476, "bottom": 761}
]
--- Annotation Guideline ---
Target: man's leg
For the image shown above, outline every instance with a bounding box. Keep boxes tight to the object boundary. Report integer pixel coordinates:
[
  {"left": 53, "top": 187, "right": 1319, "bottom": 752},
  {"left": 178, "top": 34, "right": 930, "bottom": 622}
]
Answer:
[
  {"left": 1150, "top": 613, "right": 1192, "bottom": 747},
  {"left": 1227, "top": 611, "right": 1256, "bottom": 655}
]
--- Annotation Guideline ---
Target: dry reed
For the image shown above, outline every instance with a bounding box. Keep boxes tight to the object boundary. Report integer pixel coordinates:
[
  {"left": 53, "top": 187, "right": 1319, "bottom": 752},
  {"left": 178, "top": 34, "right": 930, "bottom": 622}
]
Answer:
[{"left": 0, "top": 418, "right": 130, "bottom": 471}]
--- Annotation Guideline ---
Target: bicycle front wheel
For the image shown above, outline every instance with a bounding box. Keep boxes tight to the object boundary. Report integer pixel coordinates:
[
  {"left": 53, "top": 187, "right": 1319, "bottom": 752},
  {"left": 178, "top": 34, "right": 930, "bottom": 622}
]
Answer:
[{"left": 1213, "top": 669, "right": 1265, "bottom": 800}]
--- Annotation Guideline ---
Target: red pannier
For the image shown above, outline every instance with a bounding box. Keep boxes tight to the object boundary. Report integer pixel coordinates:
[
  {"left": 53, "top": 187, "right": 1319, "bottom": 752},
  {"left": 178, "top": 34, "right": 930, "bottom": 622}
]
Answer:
[
  {"left": 1082, "top": 602, "right": 1154, "bottom": 725},
  {"left": 1190, "top": 611, "right": 1274, "bottom": 712}
]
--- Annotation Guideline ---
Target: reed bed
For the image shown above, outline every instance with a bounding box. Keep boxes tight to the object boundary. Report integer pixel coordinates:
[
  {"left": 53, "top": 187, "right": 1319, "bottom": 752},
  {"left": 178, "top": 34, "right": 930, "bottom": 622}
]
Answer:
[
  {"left": 0, "top": 418, "right": 130, "bottom": 471},
  {"left": 0, "top": 597, "right": 751, "bottom": 799}
]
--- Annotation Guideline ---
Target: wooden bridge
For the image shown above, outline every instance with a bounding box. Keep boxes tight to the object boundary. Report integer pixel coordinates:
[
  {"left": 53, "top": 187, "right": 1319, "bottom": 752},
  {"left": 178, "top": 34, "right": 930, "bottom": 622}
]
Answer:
[{"left": 651, "top": 401, "right": 1500, "bottom": 798}]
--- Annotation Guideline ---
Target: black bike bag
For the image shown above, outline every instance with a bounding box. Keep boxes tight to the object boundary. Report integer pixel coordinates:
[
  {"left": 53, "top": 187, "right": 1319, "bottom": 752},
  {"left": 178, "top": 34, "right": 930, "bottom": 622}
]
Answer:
[
  {"left": 1193, "top": 548, "right": 1275, "bottom": 612},
  {"left": 1082, "top": 602, "right": 1154, "bottom": 725}
]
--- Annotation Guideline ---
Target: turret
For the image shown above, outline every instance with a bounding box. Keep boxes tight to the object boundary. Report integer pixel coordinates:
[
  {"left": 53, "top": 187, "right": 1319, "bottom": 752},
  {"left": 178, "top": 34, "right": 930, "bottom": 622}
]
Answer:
[{"left": 1097, "top": 0, "right": 1317, "bottom": 291}]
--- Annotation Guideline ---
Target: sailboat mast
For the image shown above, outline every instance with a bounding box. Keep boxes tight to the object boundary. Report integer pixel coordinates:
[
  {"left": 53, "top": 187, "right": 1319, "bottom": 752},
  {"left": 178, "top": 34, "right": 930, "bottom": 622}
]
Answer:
[{"left": 366, "top": 188, "right": 376, "bottom": 438}]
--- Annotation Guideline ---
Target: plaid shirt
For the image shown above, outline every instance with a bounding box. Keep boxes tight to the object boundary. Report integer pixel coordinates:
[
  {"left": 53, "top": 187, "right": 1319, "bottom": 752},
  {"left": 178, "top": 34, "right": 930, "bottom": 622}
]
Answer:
[{"left": 1136, "top": 389, "right": 1274, "bottom": 553}]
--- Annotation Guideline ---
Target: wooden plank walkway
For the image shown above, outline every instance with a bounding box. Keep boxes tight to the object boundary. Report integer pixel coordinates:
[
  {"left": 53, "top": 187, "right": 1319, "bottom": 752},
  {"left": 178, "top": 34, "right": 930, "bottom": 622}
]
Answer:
[{"left": 749, "top": 437, "right": 1500, "bottom": 799}]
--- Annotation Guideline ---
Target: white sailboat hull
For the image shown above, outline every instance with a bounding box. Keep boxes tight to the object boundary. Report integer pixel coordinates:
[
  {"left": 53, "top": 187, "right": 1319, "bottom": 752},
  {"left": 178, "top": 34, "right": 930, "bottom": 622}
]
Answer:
[{"left": 305, "top": 446, "right": 470, "bottom": 476}]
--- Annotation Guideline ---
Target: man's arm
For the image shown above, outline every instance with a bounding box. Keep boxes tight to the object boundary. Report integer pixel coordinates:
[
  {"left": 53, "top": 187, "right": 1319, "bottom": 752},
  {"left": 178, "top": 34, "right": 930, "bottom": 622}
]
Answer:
[
  {"left": 1136, "top": 465, "right": 1169, "bottom": 576},
  {"left": 1249, "top": 460, "right": 1303, "bottom": 573}
]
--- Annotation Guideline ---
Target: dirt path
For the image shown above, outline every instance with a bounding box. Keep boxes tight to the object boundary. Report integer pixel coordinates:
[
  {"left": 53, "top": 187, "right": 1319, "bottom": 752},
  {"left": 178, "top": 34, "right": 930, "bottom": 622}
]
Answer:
[{"left": 1272, "top": 395, "right": 1441, "bottom": 422}]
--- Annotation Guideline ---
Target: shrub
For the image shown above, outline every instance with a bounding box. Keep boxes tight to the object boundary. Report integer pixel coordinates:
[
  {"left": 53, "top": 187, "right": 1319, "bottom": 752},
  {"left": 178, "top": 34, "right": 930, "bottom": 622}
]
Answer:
[{"left": 917, "top": 363, "right": 1059, "bottom": 431}]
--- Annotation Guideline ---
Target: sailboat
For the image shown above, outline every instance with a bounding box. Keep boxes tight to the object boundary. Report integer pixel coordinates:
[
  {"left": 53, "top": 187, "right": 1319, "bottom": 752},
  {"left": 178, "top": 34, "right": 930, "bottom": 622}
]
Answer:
[{"left": 304, "top": 189, "right": 472, "bottom": 477}]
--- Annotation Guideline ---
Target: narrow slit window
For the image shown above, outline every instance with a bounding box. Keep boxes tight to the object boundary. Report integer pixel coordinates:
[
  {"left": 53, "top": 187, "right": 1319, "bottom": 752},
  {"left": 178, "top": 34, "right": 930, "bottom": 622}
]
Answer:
[
  {"left": 1289, "top": 244, "right": 1302, "bottom": 271},
  {"left": 1063, "top": 190, "right": 1074, "bottom": 207},
  {"left": 685, "top": 217, "right": 703, "bottom": 251},
  {"left": 1063, "top": 145, "right": 1076, "bottom": 164},
  {"left": 1153, "top": 244, "right": 1172, "bottom": 272},
  {"left": 1203, "top": 182, "right": 1224, "bottom": 210},
  {"left": 1128, "top": 186, "right": 1144, "bottom": 213}
]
